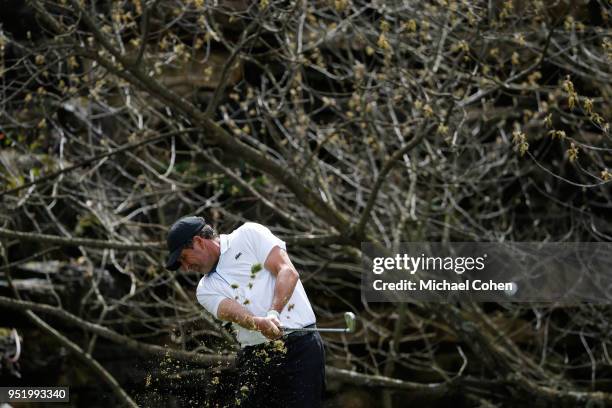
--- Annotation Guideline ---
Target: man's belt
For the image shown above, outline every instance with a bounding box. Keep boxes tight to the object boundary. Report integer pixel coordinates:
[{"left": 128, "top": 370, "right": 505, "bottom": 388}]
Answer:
[{"left": 284, "top": 323, "right": 317, "bottom": 338}]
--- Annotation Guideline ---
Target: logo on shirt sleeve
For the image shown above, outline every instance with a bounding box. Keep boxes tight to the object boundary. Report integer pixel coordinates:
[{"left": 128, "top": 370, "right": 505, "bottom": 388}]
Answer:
[{"left": 235, "top": 252, "right": 242, "bottom": 260}]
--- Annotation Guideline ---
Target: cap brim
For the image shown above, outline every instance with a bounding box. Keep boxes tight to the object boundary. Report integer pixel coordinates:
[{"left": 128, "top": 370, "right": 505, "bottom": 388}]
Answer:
[{"left": 165, "top": 247, "right": 183, "bottom": 271}]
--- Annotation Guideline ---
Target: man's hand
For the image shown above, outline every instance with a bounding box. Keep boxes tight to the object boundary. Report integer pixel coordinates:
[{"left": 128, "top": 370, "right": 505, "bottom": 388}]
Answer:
[
  {"left": 217, "top": 299, "right": 283, "bottom": 339},
  {"left": 254, "top": 316, "right": 282, "bottom": 339}
]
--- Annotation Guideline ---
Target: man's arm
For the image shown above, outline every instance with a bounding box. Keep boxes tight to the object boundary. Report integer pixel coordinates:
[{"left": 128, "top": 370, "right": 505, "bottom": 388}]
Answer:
[
  {"left": 217, "top": 298, "right": 281, "bottom": 339},
  {"left": 264, "top": 246, "right": 299, "bottom": 314}
]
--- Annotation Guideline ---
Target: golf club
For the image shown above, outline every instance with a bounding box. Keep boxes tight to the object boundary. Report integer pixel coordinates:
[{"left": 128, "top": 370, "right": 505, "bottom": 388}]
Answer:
[{"left": 283, "top": 312, "right": 356, "bottom": 334}]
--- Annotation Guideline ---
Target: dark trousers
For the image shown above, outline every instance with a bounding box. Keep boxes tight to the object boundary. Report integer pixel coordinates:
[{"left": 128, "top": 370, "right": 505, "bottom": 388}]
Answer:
[{"left": 233, "top": 332, "right": 325, "bottom": 408}]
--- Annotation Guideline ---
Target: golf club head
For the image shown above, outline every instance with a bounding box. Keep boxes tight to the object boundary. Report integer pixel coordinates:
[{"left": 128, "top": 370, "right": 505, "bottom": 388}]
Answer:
[{"left": 344, "top": 312, "right": 356, "bottom": 333}]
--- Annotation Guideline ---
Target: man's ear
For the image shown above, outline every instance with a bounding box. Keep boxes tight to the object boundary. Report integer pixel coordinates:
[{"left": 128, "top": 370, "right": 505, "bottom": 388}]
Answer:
[{"left": 192, "top": 235, "right": 206, "bottom": 248}]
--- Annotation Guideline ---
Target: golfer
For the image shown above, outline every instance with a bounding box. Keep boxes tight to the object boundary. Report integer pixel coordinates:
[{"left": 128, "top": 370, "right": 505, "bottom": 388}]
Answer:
[{"left": 165, "top": 216, "right": 325, "bottom": 407}]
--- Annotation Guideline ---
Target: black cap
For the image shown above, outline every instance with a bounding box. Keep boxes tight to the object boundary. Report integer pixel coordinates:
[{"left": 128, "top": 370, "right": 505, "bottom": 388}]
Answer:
[{"left": 165, "top": 216, "right": 205, "bottom": 271}]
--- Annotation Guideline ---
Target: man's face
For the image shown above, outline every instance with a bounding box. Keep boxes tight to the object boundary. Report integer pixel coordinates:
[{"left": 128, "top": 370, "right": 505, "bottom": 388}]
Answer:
[{"left": 179, "top": 236, "right": 217, "bottom": 273}]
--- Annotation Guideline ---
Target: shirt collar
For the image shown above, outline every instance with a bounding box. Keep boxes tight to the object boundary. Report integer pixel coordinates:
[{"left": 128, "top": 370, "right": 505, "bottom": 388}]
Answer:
[
  {"left": 208, "top": 234, "right": 229, "bottom": 276},
  {"left": 219, "top": 234, "right": 230, "bottom": 254}
]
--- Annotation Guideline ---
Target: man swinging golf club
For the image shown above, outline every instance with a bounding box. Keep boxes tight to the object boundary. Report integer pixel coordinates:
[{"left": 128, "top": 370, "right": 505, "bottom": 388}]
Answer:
[{"left": 165, "top": 216, "right": 325, "bottom": 407}]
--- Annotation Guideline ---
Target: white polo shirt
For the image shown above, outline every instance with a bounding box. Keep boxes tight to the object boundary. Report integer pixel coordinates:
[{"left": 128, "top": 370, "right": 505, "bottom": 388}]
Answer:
[{"left": 196, "top": 222, "right": 316, "bottom": 347}]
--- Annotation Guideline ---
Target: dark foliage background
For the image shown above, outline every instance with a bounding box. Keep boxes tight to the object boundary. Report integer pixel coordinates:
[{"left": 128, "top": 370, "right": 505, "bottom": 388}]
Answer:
[{"left": 0, "top": 0, "right": 611, "bottom": 406}]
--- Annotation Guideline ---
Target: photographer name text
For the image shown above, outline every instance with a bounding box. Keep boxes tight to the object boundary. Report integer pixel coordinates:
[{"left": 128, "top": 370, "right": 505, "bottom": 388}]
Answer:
[{"left": 372, "top": 279, "right": 514, "bottom": 292}]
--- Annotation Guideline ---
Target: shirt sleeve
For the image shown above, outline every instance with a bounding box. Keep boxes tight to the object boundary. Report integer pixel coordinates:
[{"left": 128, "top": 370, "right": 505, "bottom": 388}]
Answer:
[
  {"left": 244, "top": 222, "right": 287, "bottom": 264},
  {"left": 196, "top": 278, "right": 230, "bottom": 320}
]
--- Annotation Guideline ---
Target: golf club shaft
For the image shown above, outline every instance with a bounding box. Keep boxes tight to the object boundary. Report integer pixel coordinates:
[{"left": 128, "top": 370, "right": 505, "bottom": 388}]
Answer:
[{"left": 283, "top": 327, "right": 349, "bottom": 333}]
